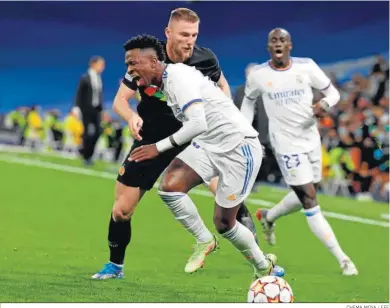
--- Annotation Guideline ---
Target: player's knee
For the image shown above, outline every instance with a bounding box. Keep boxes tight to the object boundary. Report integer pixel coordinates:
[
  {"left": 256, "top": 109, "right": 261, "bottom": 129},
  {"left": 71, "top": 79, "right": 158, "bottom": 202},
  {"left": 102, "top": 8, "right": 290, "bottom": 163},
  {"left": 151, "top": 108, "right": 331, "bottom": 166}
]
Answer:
[
  {"left": 159, "top": 176, "right": 181, "bottom": 192},
  {"left": 213, "top": 214, "right": 234, "bottom": 234},
  {"left": 293, "top": 184, "right": 317, "bottom": 209},
  {"left": 112, "top": 196, "right": 135, "bottom": 222}
]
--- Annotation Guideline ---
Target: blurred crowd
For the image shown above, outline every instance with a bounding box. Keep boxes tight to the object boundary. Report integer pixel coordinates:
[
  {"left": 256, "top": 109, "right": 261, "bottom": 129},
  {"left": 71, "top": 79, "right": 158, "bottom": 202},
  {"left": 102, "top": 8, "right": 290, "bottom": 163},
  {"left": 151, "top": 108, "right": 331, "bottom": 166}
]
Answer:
[
  {"left": 3, "top": 106, "right": 134, "bottom": 163},
  {"left": 316, "top": 55, "right": 389, "bottom": 201},
  {"left": 1, "top": 55, "right": 389, "bottom": 202}
]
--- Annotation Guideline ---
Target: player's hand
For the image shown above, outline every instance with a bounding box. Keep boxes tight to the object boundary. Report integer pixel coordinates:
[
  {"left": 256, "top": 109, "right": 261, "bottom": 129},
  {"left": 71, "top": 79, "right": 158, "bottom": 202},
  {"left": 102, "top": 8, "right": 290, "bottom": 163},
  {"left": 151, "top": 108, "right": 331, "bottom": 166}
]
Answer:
[
  {"left": 129, "top": 144, "right": 159, "bottom": 162},
  {"left": 311, "top": 100, "right": 328, "bottom": 118},
  {"left": 128, "top": 114, "right": 143, "bottom": 141}
]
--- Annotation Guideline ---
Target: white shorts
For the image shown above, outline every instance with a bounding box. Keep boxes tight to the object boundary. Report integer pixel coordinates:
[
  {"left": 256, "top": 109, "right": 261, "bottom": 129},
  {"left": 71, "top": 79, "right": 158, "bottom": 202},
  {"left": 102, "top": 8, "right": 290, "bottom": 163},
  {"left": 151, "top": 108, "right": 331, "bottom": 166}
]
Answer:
[
  {"left": 177, "top": 137, "right": 263, "bottom": 208},
  {"left": 275, "top": 144, "right": 322, "bottom": 186}
]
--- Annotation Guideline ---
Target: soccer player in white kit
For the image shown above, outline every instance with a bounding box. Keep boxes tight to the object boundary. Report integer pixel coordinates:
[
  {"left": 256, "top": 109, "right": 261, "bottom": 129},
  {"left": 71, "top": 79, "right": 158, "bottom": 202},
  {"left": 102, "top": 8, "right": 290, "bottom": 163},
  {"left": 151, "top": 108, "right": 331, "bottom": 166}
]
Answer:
[
  {"left": 125, "top": 34, "right": 285, "bottom": 279},
  {"left": 240, "top": 28, "right": 358, "bottom": 276}
]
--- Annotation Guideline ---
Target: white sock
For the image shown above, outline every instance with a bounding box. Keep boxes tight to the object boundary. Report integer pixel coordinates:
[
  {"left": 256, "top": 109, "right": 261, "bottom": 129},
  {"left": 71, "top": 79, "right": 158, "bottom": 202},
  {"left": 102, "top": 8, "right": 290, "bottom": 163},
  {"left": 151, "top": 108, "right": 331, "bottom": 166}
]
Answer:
[
  {"left": 158, "top": 191, "right": 213, "bottom": 243},
  {"left": 110, "top": 262, "right": 123, "bottom": 268},
  {"left": 304, "top": 205, "right": 349, "bottom": 265},
  {"left": 222, "top": 221, "right": 268, "bottom": 270},
  {"left": 266, "top": 190, "right": 302, "bottom": 223}
]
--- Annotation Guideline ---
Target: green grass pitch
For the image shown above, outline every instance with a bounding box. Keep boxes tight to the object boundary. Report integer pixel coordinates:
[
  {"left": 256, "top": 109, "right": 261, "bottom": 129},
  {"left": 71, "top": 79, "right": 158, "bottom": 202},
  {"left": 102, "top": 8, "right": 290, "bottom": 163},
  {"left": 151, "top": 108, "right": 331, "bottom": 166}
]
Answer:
[{"left": 0, "top": 152, "right": 388, "bottom": 303}]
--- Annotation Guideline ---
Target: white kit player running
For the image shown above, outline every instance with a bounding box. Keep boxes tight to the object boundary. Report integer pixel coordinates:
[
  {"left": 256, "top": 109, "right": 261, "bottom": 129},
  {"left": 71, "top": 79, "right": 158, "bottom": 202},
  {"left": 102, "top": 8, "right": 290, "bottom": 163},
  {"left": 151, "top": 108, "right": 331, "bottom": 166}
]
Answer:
[
  {"left": 240, "top": 28, "right": 358, "bottom": 276},
  {"left": 125, "top": 34, "right": 285, "bottom": 279}
]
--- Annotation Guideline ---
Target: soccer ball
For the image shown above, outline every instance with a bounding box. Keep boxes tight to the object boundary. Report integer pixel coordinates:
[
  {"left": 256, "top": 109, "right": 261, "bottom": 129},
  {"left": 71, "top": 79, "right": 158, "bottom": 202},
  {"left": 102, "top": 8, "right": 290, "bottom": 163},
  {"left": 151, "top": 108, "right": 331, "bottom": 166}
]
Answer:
[{"left": 247, "top": 276, "right": 294, "bottom": 303}]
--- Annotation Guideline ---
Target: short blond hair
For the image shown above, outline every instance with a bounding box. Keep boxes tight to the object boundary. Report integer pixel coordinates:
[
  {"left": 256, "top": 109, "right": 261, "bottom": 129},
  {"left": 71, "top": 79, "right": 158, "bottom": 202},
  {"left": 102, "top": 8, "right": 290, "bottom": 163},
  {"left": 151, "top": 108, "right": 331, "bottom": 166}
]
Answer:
[{"left": 169, "top": 8, "right": 200, "bottom": 23}]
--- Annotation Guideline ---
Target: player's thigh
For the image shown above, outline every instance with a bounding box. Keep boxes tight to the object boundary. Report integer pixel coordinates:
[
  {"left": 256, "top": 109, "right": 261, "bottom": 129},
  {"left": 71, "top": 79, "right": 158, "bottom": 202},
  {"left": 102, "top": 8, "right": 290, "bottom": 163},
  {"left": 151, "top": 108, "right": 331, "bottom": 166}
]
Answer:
[
  {"left": 113, "top": 181, "right": 146, "bottom": 219},
  {"left": 309, "top": 144, "right": 322, "bottom": 184},
  {"left": 207, "top": 176, "right": 219, "bottom": 196},
  {"left": 275, "top": 151, "right": 314, "bottom": 186},
  {"left": 160, "top": 143, "right": 216, "bottom": 192},
  {"left": 117, "top": 143, "right": 182, "bottom": 191},
  {"left": 214, "top": 137, "right": 263, "bottom": 208}
]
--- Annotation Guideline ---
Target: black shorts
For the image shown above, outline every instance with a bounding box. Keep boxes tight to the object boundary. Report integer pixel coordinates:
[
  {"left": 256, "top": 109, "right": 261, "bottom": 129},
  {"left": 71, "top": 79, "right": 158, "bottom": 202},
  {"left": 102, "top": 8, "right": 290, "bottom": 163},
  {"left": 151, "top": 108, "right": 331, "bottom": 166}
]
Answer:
[{"left": 117, "top": 140, "right": 188, "bottom": 190}]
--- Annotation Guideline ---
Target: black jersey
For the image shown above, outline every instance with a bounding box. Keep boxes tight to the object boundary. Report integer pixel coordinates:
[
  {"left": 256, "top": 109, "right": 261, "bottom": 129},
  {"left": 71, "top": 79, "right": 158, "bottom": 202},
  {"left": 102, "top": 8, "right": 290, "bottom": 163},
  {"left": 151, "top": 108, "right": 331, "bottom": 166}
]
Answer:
[{"left": 122, "top": 44, "right": 222, "bottom": 143}]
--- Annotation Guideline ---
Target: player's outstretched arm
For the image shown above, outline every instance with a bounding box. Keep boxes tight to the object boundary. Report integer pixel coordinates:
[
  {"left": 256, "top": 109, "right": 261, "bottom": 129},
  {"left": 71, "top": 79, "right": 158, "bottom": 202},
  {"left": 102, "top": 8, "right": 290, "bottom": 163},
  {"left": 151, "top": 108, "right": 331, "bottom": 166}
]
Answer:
[
  {"left": 217, "top": 72, "right": 232, "bottom": 98},
  {"left": 240, "top": 96, "right": 256, "bottom": 124},
  {"left": 309, "top": 59, "right": 341, "bottom": 117},
  {"left": 112, "top": 83, "right": 136, "bottom": 121},
  {"left": 205, "top": 48, "right": 232, "bottom": 98},
  {"left": 240, "top": 69, "right": 260, "bottom": 124},
  {"left": 112, "top": 82, "right": 143, "bottom": 141}
]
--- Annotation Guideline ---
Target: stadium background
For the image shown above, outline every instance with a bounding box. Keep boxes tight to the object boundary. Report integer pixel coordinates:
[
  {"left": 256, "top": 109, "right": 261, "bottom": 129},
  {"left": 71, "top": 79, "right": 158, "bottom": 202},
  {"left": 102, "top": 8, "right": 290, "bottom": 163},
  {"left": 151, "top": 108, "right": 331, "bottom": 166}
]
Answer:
[
  {"left": 1, "top": 1, "right": 388, "bottom": 201},
  {"left": 0, "top": 1, "right": 389, "bottom": 303}
]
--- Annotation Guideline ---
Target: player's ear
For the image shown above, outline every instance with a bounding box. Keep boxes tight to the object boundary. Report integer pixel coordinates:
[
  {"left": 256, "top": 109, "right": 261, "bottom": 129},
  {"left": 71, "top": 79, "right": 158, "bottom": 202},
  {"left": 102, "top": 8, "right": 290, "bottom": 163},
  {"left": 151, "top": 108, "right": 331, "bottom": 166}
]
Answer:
[
  {"left": 289, "top": 42, "right": 293, "bottom": 51},
  {"left": 150, "top": 56, "right": 158, "bottom": 69},
  {"left": 165, "top": 27, "right": 170, "bottom": 39}
]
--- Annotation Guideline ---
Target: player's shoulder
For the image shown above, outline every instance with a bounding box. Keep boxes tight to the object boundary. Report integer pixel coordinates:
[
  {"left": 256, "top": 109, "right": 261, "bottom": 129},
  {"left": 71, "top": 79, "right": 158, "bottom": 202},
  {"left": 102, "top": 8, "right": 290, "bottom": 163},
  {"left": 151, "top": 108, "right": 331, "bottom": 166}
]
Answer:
[
  {"left": 193, "top": 45, "right": 217, "bottom": 60},
  {"left": 165, "top": 63, "right": 197, "bottom": 81},
  {"left": 247, "top": 62, "right": 269, "bottom": 78},
  {"left": 188, "top": 45, "right": 218, "bottom": 67},
  {"left": 166, "top": 62, "right": 194, "bottom": 73},
  {"left": 255, "top": 61, "right": 270, "bottom": 71},
  {"left": 292, "top": 57, "right": 315, "bottom": 65}
]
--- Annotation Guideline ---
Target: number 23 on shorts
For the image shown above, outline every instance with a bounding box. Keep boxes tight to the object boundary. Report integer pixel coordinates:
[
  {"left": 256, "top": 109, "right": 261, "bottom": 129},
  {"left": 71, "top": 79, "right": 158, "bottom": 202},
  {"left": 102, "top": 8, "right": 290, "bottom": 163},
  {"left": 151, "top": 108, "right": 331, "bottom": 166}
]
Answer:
[{"left": 282, "top": 154, "right": 301, "bottom": 170}]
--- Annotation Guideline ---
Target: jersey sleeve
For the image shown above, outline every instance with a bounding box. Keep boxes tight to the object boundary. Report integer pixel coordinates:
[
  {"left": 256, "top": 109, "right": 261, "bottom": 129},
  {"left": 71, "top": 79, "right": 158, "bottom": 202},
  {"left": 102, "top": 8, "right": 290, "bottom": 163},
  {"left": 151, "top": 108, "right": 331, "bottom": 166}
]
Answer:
[
  {"left": 308, "top": 59, "right": 331, "bottom": 91},
  {"left": 244, "top": 69, "right": 261, "bottom": 99},
  {"left": 204, "top": 48, "right": 222, "bottom": 83},
  {"left": 122, "top": 72, "right": 138, "bottom": 91},
  {"left": 170, "top": 69, "right": 204, "bottom": 113}
]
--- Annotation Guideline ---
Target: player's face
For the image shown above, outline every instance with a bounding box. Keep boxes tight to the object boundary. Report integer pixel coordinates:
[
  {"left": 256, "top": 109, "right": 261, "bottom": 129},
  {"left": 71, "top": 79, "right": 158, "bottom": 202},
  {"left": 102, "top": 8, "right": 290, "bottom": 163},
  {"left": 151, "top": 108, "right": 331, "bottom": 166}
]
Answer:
[
  {"left": 166, "top": 20, "right": 199, "bottom": 61},
  {"left": 125, "top": 49, "right": 157, "bottom": 87},
  {"left": 267, "top": 30, "right": 292, "bottom": 62}
]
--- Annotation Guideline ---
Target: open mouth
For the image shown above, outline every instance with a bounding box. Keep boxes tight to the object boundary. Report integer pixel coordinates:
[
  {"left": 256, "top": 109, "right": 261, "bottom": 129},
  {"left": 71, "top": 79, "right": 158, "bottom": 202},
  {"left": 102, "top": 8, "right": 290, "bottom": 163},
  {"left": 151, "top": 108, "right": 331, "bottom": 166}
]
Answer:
[
  {"left": 274, "top": 49, "right": 283, "bottom": 57},
  {"left": 130, "top": 72, "right": 140, "bottom": 80},
  {"left": 131, "top": 74, "right": 145, "bottom": 86}
]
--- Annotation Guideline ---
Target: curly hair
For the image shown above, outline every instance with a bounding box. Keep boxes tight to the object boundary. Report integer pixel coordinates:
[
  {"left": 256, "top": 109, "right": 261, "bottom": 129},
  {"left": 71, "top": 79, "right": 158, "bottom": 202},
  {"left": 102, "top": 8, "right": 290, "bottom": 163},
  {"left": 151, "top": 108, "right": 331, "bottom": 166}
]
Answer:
[{"left": 123, "top": 34, "right": 165, "bottom": 61}]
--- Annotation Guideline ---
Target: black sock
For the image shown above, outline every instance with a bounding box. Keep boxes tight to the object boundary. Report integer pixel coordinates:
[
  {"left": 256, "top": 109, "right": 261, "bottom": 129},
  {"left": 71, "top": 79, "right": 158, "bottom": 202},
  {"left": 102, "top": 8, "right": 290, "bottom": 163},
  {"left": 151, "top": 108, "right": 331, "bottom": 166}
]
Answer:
[
  {"left": 237, "top": 202, "right": 259, "bottom": 244},
  {"left": 108, "top": 214, "right": 131, "bottom": 265}
]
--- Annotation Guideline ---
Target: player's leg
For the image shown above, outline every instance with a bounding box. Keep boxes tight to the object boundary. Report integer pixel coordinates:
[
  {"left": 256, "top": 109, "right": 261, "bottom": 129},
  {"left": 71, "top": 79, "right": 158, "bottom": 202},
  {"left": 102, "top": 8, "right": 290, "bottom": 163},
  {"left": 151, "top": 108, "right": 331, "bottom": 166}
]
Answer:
[
  {"left": 291, "top": 182, "right": 357, "bottom": 275},
  {"left": 212, "top": 138, "right": 284, "bottom": 279},
  {"left": 266, "top": 148, "right": 357, "bottom": 275},
  {"left": 214, "top": 203, "right": 283, "bottom": 279},
  {"left": 255, "top": 148, "right": 302, "bottom": 244},
  {"left": 296, "top": 147, "right": 357, "bottom": 275},
  {"left": 92, "top": 182, "right": 145, "bottom": 280},
  {"left": 92, "top": 144, "right": 180, "bottom": 279},
  {"left": 209, "top": 176, "right": 259, "bottom": 244},
  {"left": 158, "top": 145, "right": 217, "bottom": 273},
  {"left": 257, "top": 146, "right": 328, "bottom": 227},
  {"left": 256, "top": 189, "right": 302, "bottom": 245},
  {"left": 255, "top": 151, "right": 305, "bottom": 245}
]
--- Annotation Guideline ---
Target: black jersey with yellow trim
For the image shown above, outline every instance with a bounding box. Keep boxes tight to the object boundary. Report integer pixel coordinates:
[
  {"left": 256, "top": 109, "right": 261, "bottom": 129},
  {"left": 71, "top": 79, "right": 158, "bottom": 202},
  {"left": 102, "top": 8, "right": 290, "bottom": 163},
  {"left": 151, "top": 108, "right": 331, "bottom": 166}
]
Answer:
[{"left": 122, "top": 44, "right": 222, "bottom": 143}]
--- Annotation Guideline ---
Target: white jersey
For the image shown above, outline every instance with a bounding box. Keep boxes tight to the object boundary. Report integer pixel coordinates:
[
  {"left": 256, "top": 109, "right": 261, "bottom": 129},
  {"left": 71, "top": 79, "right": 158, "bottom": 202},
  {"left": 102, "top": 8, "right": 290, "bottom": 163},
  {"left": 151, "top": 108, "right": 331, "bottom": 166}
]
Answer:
[
  {"left": 162, "top": 63, "right": 258, "bottom": 153},
  {"left": 245, "top": 57, "right": 331, "bottom": 154}
]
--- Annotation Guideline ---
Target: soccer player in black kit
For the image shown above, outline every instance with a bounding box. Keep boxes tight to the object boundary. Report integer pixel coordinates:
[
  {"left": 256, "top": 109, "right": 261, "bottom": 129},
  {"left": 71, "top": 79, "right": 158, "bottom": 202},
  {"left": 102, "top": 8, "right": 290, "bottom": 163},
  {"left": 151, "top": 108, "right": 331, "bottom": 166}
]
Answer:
[{"left": 92, "top": 8, "right": 258, "bottom": 279}]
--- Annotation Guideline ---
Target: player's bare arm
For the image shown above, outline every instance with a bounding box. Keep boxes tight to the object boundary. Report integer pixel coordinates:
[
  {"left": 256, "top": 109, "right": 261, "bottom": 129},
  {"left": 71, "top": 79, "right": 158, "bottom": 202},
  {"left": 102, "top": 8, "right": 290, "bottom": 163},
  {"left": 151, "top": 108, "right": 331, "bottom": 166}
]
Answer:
[
  {"left": 217, "top": 72, "right": 232, "bottom": 98},
  {"left": 240, "top": 69, "right": 260, "bottom": 124},
  {"left": 112, "top": 83, "right": 143, "bottom": 141},
  {"left": 312, "top": 83, "right": 340, "bottom": 118}
]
